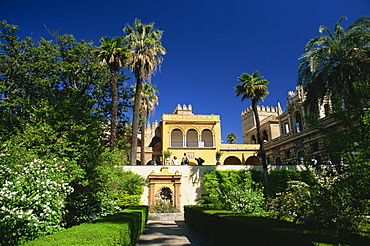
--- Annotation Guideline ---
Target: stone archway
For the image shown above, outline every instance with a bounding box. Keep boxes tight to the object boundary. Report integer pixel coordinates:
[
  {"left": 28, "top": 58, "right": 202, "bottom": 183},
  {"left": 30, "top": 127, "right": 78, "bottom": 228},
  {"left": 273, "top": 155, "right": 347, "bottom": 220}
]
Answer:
[
  {"left": 148, "top": 167, "right": 182, "bottom": 210},
  {"left": 224, "top": 156, "right": 242, "bottom": 165},
  {"left": 246, "top": 156, "right": 259, "bottom": 165}
]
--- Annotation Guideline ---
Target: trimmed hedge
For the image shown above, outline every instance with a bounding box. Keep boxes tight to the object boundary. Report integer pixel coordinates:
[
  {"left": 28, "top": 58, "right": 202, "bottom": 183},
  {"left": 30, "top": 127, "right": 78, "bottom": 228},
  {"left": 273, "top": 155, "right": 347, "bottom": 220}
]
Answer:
[
  {"left": 184, "top": 205, "right": 370, "bottom": 246},
  {"left": 24, "top": 206, "right": 148, "bottom": 246}
]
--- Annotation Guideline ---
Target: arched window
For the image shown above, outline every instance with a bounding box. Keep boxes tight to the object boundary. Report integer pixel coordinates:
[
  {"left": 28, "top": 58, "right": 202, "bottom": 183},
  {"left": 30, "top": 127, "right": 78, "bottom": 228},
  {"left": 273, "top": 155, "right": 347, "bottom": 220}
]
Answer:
[
  {"left": 201, "top": 129, "right": 213, "bottom": 147},
  {"left": 262, "top": 130, "right": 268, "bottom": 142},
  {"left": 283, "top": 122, "right": 290, "bottom": 134},
  {"left": 251, "top": 135, "right": 257, "bottom": 144},
  {"left": 186, "top": 129, "right": 198, "bottom": 147},
  {"left": 275, "top": 157, "right": 282, "bottom": 165},
  {"left": 171, "top": 129, "right": 183, "bottom": 147},
  {"left": 294, "top": 111, "right": 303, "bottom": 133}
]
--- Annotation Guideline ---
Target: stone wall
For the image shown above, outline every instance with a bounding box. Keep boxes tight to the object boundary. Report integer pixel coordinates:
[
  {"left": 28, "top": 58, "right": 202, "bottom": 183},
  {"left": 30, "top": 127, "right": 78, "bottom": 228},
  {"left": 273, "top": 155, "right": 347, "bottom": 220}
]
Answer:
[{"left": 122, "top": 165, "right": 306, "bottom": 211}]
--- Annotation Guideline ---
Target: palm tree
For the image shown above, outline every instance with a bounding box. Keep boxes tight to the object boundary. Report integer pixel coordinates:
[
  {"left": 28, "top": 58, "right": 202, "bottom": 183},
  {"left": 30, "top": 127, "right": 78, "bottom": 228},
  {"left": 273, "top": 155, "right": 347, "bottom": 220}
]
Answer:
[
  {"left": 132, "top": 82, "right": 159, "bottom": 165},
  {"left": 226, "top": 133, "right": 237, "bottom": 144},
  {"left": 123, "top": 19, "right": 166, "bottom": 165},
  {"left": 96, "top": 36, "right": 130, "bottom": 151},
  {"left": 234, "top": 71, "right": 270, "bottom": 199},
  {"left": 298, "top": 16, "right": 370, "bottom": 114}
]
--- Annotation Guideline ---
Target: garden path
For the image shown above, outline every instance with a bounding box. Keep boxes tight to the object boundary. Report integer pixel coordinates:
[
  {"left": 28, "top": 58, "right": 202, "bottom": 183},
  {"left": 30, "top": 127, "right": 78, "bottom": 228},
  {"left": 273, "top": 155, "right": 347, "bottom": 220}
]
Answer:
[{"left": 136, "top": 220, "right": 213, "bottom": 246}]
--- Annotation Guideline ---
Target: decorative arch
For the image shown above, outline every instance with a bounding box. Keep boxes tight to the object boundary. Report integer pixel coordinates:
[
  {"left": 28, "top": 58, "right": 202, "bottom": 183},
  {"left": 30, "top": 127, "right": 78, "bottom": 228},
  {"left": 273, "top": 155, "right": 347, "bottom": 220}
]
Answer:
[
  {"left": 148, "top": 167, "right": 182, "bottom": 210},
  {"left": 201, "top": 129, "right": 213, "bottom": 147},
  {"left": 224, "top": 156, "right": 241, "bottom": 165},
  {"left": 186, "top": 129, "right": 198, "bottom": 147},
  {"left": 245, "top": 156, "right": 259, "bottom": 165},
  {"left": 171, "top": 129, "right": 183, "bottom": 147}
]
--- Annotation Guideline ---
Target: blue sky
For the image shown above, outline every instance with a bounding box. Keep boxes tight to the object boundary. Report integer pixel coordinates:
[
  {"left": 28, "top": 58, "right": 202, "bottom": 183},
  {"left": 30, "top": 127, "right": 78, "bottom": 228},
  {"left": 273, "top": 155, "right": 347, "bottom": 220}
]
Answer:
[{"left": 1, "top": 0, "right": 369, "bottom": 143}]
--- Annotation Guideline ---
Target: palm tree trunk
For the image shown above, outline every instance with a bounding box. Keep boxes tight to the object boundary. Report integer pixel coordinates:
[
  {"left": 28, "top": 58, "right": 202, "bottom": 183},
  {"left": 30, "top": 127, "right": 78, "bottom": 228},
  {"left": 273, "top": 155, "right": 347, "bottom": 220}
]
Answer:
[
  {"left": 140, "top": 113, "right": 146, "bottom": 165},
  {"left": 110, "top": 70, "right": 117, "bottom": 152},
  {"left": 130, "top": 77, "right": 142, "bottom": 165},
  {"left": 252, "top": 100, "right": 270, "bottom": 200}
]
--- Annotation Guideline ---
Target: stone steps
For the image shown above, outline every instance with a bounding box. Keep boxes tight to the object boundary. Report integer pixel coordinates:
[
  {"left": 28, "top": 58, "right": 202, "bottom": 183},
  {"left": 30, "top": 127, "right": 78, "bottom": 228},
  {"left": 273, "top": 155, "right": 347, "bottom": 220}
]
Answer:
[{"left": 149, "top": 212, "right": 184, "bottom": 221}]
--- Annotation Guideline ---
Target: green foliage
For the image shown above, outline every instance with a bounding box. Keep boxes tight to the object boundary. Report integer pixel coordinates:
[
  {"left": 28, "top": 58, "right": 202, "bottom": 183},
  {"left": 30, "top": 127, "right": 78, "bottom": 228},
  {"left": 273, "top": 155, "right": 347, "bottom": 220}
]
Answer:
[
  {"left": 152, "top": 200, "right": 180, "bottom": 213},
  {"left": 24, "top": 207, "right": 148, "bottom": 246},
  {"left": 0, "top": 155, "right": 75, "bottom": 245},
  {"left": 272, "top": 170, "right": 369, "bottom": 233},
  {"left": 268, "top": 169, "right": 317, "bottom": 197},
  {"left": 201, "top": 170, "right": 265, "bottom": 214},
  {"left": 111, "top": 170, "right": 146, "bottom": 207},
  {"left": 298, "top": 16, "right": 370, "bottom": 114},
  {"left": 0, "top": 20, "right": 132, "bottom": 244},
  {"left": 162, "top": 149, "right": 172, "bottom": 157},
  {"left": 216, "top": 178, "right": 265, "bottom": 215},
  {"left": 226, "top": 133, "right": 237, "bottom": 144},
  {"left": 185, "top": 205, "right": 370, "bottom": 245}
]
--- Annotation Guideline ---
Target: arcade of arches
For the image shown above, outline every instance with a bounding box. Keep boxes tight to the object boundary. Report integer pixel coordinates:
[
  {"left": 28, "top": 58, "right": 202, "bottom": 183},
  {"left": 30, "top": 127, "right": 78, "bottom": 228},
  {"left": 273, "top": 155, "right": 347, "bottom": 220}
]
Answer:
[{"left": 135, "top": 104, "right": 261, "bottom": 166}]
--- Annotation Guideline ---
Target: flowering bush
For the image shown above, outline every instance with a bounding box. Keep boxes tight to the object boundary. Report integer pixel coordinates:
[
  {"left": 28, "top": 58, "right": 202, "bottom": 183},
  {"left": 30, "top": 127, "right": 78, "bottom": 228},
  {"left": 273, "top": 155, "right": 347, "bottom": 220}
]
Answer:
[
  {"left": 272, "top": 176, "right": 367, "bottom": 233},
  {"left": 201, "top": 170, "right": 265, "bottom": 215},
  {"left": 0, "top": 156, "right": 75, "bottom": 245},
  {"left": 216, "top": 178, "right": 265, "bottom": 215}
]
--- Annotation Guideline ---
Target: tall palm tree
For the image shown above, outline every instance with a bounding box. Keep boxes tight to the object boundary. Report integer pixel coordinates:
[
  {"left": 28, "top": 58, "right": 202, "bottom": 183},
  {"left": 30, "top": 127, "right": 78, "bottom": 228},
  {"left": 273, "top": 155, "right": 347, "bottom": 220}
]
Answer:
[
  {"left": 132, "top": 82, "right": 159, "bottom": 165},
  {"left": 123, "top": 19, "right": 166, "bottom": 165},
  {"left": 298, "top": 16, "right": 370, "bottom": 113},
  {"left": 226, "top": 133, "right": 237, "bottom": 144},
  {"left": 96, "top": 36, "right": 130, "bottom": 151},
  {"left": 234, "top": 71, "right": 270, "bottom": 199}
]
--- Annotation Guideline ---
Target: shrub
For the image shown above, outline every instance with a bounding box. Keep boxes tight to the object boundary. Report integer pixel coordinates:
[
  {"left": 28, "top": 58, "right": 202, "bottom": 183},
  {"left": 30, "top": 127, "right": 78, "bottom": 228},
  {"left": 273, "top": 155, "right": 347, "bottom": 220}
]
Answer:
[
  {"left": 0, "top": 157, "right": 75, "bottom": 245},
  {"left": 201, "top": 170, "right": 265, "bottom": 214},
  {"left": 152, "top": 200, "right": 180, "bottom": 213},
  {"left": 24, "top": 206, "right": 149, "bottom": 246},
  {"left": 111, "top": 170, "right": 146, "bottom": 207},
  {"left": 216, "top": 178, "right": 265, "bottom": 215},
  {"left": 272, "top": 176, "right": 368, "bottom": 233}
]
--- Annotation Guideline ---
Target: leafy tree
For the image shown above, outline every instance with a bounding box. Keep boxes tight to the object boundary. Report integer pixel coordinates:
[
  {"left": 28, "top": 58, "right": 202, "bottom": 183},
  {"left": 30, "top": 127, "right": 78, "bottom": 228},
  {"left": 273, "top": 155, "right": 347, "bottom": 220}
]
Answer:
[
  {"left": 123, "top": 19, "right": 166, "bottom": 165},
  {"left": 275, "top": 16, "right": 370, "bottom": 233},
  {"left": 0, "top": 21, "right": 131, "bottom": 242},
  {"left": 298, "top": 16, "right": 370, "bottom": 114},
  {"left": 234, "top": 71, "right": 270, "bottom": 199},
  {"left": 96, "top": 36, "right": 130, "bottom": 151},
  {"left": 226, "top": 133, "right": 237, "bottom": 144},
  {"left": 132, "top": 82, "right": 159, "bottom": 165}
]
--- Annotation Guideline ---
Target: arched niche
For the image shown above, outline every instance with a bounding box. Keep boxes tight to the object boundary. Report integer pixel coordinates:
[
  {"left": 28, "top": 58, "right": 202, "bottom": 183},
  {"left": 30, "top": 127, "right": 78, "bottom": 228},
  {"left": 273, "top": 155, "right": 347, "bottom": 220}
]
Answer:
[{"left": 148, "top": 167, "right": 182, "bottom": 210}]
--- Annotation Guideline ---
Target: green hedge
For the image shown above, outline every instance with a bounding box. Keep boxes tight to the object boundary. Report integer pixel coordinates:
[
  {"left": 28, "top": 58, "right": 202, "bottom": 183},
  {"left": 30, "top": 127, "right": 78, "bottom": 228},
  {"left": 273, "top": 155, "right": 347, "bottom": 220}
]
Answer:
[
  {"left": 25, "top": 206, "right": 148, "bottom": 246},
  {"left": 184, "top": 205, "right": 370, "bottom": 246}
]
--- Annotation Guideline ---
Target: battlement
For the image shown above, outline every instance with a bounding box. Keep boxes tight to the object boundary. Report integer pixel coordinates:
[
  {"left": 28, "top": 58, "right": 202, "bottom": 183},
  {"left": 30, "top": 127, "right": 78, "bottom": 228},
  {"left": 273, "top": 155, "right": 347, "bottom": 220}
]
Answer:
[
  {"left": 173, "top": 104, "right": 193, "bottom": 115},
  {"left": 145, "top": 120, "right": 159, "bottom": 131},
  {"left": 241, "top": 105, "right": 281, "bottom": 118}
]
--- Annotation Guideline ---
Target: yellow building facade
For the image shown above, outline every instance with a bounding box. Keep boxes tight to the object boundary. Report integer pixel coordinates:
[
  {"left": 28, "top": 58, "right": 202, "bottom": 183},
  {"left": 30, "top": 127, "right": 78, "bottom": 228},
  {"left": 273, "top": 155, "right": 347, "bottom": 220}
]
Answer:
[{"left": 142, "top": 104, "right": 260, "bottom": 166}]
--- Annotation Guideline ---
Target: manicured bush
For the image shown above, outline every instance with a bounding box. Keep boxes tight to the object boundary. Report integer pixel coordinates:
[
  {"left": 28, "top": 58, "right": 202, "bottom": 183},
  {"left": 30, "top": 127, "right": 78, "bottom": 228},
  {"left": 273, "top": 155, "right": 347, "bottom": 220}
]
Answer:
[
  {"left": 184, "top": 205, "right": 370, "bottom": 246},
  {"left": 24, "top": 206, "right": 148, "bottom": 246}
]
